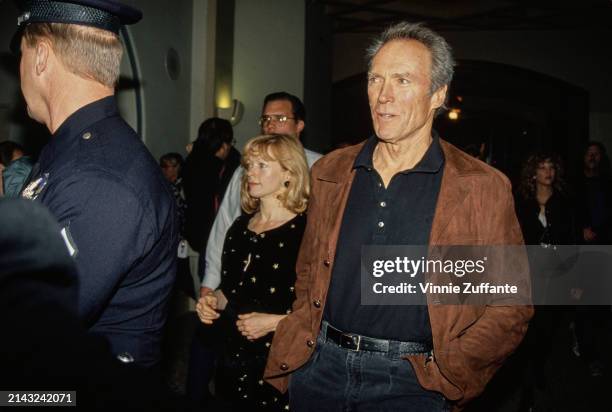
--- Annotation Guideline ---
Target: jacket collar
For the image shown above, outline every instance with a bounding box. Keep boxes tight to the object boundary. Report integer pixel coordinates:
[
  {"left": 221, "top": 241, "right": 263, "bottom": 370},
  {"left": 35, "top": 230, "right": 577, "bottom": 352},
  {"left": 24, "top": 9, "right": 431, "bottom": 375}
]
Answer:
[
  {"left": 317, "top": 135, "right": 481, "bottom": 183},
  {"left": 353, "top": 134, "right": 444, "bottom": 174},
  {"left": 315, "top": 136, "right": 488, "bottom": 245}
]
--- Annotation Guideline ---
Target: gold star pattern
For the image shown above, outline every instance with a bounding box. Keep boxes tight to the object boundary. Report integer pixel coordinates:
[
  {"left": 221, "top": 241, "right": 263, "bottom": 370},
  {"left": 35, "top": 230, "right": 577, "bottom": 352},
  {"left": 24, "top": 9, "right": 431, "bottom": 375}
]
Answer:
[
  {"left": 260, "top": 233, "right": 266, "bottom": 238},
  {"left": 269, "top": 287, "right": 276, "bottom": 294},
  {"left": 251, "top": 276, "right": 257, "bottom": 283},
  {"left": 279, "top": 242, "right": 284, "bottom": 248},
  {"left": 273, "top": 263, "right": 279, "bottom": 270},
  {"left": 258, "top": 380, "right": 264, "bottom": 386}
]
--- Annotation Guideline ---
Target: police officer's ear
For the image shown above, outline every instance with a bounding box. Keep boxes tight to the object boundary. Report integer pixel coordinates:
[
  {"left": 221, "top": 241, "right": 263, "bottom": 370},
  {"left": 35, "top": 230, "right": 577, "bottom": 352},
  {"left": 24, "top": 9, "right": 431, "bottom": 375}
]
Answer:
[
  {"left": 33, "top": 39, "right": 52, "bottom": 77},
  {"left": 430, "top": 85, "right": 448, "bottom": 112}
]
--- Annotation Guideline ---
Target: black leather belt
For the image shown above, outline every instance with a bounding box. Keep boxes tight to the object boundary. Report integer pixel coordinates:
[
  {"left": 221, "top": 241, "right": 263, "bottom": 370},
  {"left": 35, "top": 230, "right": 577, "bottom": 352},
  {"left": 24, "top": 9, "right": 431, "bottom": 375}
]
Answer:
[{"left": 323, "top": 322, "right": 432, "bottom": 354}]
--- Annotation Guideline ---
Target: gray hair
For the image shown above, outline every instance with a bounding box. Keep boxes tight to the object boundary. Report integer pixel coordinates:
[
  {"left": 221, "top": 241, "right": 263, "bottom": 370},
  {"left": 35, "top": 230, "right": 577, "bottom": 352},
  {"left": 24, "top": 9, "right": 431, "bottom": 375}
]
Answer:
[{"left": 366, "top": 22, "right": 455, "bottom": 114}]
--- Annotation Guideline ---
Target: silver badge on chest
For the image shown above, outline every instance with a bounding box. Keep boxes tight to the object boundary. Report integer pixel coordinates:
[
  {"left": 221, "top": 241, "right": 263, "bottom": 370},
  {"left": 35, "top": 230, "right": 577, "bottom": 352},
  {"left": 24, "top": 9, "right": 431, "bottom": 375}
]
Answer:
[{"left": 21, "top": 173, "right": 49, "bottom": 200}]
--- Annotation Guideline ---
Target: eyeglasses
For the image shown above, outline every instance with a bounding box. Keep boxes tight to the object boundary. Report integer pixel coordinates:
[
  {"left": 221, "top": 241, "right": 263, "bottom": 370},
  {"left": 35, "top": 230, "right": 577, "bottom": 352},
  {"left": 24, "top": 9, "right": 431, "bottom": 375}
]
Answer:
[{"left": 258, "top": 114, "right": 296, "bottom": 126}]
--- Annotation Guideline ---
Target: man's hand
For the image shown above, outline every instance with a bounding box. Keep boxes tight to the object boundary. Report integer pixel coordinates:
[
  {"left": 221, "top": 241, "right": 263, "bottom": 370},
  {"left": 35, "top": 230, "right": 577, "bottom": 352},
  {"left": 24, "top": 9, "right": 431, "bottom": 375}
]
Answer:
[
  {"left": 584, "top": 227, "right": 597, "bottom": 242},
  {"left": 236, "top": 312, "right": 286, "bottom": 341},
  {"left": 195, "top": 293, "right": 220, "bottom": 325},
  {"left": 200, "top": 286, "right": 213, "bottom": 298}
]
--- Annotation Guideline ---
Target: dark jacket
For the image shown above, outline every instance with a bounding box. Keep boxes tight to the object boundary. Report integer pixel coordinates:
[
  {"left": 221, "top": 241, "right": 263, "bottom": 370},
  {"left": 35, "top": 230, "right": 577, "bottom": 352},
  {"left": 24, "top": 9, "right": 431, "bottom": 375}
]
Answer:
[
  {"left": 0, "top": 198, "right": 182, "bottom": 410},
  {"left": 575, "top": 176, "right": 612, "bottom": 244},
  {"left": 25, "top": 96, "right": 177, "bottom": 367},
  {"left": 515, "top": 191, "right": 579, "bottom": 245},
  {"left": 183, "top": 146, "right": 240, "bottom": 252}
]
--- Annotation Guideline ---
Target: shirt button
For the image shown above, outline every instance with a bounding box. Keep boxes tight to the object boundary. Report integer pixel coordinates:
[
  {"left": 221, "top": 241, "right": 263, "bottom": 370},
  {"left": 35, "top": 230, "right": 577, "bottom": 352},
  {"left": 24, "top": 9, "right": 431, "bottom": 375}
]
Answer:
[
  {"left": 380, "top": 201, "right": 386, "bottom": 208},
  {"left": 377, "top": 182, "right": 382, "bottom": 187},
  {"left": 306, "top": 340, "right": 315, "bottom": 348},
  {"left": 313, "top": 299, "right": 321, "bottom": 308},
  {"left": 378, "top": 221, "right": 385, "bottom": 228},
  {"left": 116, "top": 352, "right": 134, "bottom": 364},
  {"left": 280, "top": 363, "right": 289, "bottom": 371},
  {"left": 82, "top": 132, "right": 92, "bottom": 140},
  {"left": 323, "top": 259, "right": 331, "bottom": 267}
]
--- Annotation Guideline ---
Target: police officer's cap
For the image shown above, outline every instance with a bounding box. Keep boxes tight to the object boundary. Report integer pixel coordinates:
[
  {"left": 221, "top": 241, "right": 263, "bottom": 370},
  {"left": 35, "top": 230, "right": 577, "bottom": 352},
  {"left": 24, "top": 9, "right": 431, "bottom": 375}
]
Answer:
[{"left": 11, "top": 0, "right": 142, "bottom": 54}]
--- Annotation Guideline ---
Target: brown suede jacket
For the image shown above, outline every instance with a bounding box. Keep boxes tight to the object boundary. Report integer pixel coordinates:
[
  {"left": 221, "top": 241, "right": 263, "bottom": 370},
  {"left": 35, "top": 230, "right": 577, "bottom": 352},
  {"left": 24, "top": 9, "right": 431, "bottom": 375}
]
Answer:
[{"left": 264, "top": 139, "right": 534, "bottom": 408}]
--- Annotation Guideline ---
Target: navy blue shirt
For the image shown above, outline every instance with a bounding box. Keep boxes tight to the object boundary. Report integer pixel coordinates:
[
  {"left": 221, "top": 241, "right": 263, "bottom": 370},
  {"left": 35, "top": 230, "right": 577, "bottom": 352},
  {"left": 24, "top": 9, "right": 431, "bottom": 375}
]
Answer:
[
  {"left": 25, "top": 96, "right": 177, "bottom": 367},
  {"left": 323, "top": 134, "right": 444, "bottom": 342}
]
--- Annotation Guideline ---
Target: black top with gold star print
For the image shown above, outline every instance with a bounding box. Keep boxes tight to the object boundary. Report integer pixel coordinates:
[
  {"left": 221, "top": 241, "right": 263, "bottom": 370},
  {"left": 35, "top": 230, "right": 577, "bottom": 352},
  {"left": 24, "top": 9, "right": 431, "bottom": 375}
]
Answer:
[
  {"left": 220, "top": 213, "right": 306, "bottom": 317},
  {"left": 217, "top": 212, "right": 306, "bottom": 410}
]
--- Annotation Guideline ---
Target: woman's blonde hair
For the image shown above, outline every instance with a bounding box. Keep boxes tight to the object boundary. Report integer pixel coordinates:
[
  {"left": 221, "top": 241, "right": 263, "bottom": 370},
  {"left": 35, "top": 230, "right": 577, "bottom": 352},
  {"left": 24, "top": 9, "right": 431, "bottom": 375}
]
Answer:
[{"left": 240, "top": 134, "right": 310, "bottom": 214}]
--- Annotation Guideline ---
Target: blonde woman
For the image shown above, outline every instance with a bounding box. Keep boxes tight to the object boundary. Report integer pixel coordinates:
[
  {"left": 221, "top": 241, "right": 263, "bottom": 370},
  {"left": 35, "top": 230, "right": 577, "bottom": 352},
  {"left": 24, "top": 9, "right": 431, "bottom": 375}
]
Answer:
[{"left": 196, "top": 134, "right": 309, "bottom": 410}]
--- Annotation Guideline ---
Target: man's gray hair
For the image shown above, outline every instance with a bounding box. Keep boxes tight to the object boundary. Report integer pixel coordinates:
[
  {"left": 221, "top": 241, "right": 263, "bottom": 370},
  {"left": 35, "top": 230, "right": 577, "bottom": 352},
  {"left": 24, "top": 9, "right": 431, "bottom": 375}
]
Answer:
[{"left": 366, "top": 22, "right": 455, "bottom": 105}]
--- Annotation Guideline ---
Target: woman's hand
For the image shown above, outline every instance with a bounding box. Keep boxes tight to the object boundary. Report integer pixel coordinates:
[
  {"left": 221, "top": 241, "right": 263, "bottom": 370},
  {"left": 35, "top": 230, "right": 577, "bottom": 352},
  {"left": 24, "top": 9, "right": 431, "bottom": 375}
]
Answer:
[
  {"left": 196, "top": 292, "right": 219, "bottom": 324},
  {"left": 236, "top": 312, "right": 286, "bottom": 341}
]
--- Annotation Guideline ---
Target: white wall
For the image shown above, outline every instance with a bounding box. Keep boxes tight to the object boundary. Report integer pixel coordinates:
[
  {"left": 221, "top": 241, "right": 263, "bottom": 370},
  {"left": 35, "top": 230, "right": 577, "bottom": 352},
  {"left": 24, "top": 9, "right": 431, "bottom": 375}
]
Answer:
[
  {"left": 123, "top": 0, "right": 195, "bottom": 160},
  {"left": 231, "top": 0, "right": 305, "bottom": 148}
]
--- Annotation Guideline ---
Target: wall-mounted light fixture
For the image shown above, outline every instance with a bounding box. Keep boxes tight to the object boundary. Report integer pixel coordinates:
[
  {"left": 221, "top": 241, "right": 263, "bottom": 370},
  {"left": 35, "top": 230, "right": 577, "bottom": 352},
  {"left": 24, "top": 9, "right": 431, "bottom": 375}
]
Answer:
[{"left": 216, "top": 99, "right": 244, "bottom": 126}]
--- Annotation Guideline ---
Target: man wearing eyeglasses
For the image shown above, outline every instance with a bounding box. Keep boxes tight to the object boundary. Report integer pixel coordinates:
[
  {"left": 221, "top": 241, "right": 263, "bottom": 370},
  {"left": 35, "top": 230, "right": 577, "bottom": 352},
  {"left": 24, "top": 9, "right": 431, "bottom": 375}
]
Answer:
[
  {"left": 198, "top": 91, "right": 320, "bottom": 295},
  {"left": 186, "top": 91, "right": 321, "bottom": 406}
]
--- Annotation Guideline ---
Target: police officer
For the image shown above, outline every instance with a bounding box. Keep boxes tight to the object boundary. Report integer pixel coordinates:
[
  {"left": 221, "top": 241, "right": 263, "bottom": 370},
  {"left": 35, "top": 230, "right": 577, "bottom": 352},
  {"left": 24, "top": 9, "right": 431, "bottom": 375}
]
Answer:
[{"left": 12, "top": 0, "right": 178, "bottom": 370}]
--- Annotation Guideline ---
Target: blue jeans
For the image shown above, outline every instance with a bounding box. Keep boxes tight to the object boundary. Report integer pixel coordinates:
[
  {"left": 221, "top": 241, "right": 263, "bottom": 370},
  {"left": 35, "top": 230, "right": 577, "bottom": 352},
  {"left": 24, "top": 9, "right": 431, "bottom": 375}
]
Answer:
[{"left": 289, "top": 323, "right": 449, "bottom": 412}]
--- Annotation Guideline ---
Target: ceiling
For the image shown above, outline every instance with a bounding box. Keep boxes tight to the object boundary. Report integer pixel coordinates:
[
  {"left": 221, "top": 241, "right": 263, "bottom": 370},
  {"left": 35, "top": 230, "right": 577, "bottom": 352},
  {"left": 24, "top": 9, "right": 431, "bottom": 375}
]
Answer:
[{"left": 319, "top": 0, "right": 612, "bottom": 33}]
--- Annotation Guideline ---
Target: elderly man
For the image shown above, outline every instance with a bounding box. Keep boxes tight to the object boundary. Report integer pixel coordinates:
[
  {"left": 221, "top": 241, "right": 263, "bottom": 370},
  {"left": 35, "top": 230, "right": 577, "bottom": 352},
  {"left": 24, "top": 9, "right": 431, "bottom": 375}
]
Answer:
[
  {"left": 264, "top": 22, "right": 532, "bottom": 410},
  {"left": 13, "top": 0, "right": 177, "bottom": 369}
]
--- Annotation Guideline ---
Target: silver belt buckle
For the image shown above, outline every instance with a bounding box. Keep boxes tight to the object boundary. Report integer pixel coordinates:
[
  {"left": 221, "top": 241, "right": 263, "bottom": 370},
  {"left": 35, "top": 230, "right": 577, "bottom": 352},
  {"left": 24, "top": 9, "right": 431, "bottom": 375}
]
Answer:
[{"left": 346, "top": 334, "right": 361, "bottom": 351}]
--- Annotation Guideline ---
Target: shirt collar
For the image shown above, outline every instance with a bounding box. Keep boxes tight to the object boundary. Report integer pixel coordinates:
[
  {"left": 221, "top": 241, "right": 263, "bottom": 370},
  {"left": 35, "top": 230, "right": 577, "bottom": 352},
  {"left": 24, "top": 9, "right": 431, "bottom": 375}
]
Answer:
[
  {"left": 40, "top": 96, "right": 118, "bottom": 169},
  {"left": 52, "top": 95, "right": 118, "bottom": 141},
  {"left": 353, "top": 130, "right": 445, "bottom": 174}
]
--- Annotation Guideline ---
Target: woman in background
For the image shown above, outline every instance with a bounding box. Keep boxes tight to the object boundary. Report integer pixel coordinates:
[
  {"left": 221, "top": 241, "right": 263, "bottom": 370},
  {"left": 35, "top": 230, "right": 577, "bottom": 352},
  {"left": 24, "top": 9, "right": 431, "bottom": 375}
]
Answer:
[
  {"left": 196, "top": 134, "right": 309, "bottom": 411},
  {"left": 516, "top": 152, "right": 576, "bottom": 246},
  {"left": 516, "top": 152, "right": 577, "bottom": 410}
]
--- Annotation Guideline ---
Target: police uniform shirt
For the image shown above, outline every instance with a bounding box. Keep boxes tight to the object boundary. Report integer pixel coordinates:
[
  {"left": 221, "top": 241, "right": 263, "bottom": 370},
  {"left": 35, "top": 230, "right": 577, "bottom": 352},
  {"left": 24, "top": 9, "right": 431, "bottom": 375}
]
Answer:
[{"left": 25, "top": 96, "right": 177, "bottom": 367}]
